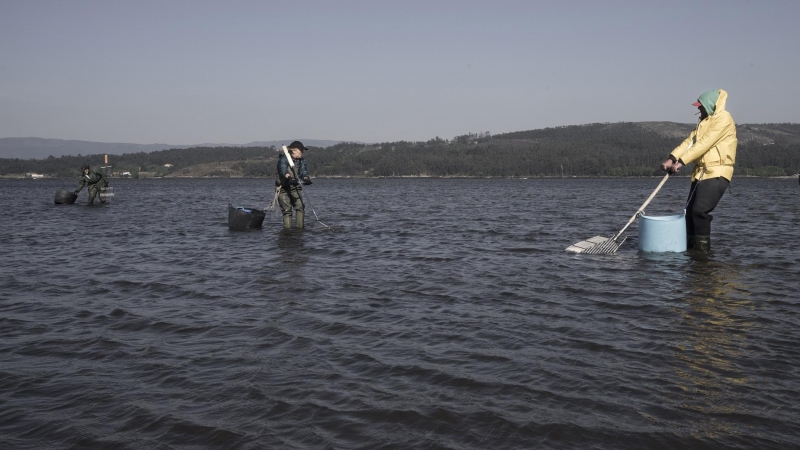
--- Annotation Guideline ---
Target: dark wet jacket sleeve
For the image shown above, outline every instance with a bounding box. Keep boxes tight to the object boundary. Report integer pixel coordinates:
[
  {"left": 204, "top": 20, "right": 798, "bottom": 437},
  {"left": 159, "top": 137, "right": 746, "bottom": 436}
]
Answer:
[
  {"left": 277, "top": 154, "right": 292, "bottom": 182},
  {"left": 297, "top": 159, "right": 309, "bottom": 179},
  {"left": 277, "top": 155, "right": 309, "bottom": 182}
]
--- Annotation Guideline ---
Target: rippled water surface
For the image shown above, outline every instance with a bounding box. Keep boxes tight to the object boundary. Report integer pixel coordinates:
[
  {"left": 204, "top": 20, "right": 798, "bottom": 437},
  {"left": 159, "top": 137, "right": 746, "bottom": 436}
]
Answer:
[{"left": 1, "top": 177, "right": 799, "bottom": 449}]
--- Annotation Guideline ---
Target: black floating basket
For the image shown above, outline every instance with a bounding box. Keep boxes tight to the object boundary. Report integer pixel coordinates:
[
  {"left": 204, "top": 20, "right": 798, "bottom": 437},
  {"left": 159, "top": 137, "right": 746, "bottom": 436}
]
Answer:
[
  {"left": 54, "top": 189, "right": 78, "bottom": 205},
  {"left": 228, "top": 204, "right": 266, "bottom": 230}
]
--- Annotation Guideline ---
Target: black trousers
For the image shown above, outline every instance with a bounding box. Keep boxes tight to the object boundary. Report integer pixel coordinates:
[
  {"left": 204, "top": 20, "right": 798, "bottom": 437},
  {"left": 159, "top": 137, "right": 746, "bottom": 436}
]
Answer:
[{"left": 685, "top": 177, "right": 729, "bottom": 236}]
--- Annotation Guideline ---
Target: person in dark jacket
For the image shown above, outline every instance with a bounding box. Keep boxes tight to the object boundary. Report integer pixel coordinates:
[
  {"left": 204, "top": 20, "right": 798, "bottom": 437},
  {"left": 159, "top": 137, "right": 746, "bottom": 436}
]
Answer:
[
  {"left": 74, "top": 165, "right": 109, "bottom": 204},
  {"left": 276, "top": 141, "right": 312, "bottom": 229}
]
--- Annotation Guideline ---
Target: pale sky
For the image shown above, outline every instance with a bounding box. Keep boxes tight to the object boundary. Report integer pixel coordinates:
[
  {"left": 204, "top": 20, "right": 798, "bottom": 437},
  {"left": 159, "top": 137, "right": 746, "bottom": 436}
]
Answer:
[{"left": 1, "top": 0, "right": 798, "bottom": 145}]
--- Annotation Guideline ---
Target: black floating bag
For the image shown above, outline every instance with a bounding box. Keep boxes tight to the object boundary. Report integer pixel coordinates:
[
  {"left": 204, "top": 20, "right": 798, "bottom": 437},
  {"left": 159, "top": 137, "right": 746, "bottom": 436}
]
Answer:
[
  {"left": 228, "top": 204, "right": 266, "bottom": 229},
  {"left": 54, "top": 189, "right": 78, "bottom": 205}
]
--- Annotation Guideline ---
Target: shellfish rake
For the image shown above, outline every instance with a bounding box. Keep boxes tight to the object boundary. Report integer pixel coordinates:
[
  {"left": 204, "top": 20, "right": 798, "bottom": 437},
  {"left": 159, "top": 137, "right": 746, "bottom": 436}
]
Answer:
[{"left": 566, "top": 174, "right": 670, "bottom": 254}]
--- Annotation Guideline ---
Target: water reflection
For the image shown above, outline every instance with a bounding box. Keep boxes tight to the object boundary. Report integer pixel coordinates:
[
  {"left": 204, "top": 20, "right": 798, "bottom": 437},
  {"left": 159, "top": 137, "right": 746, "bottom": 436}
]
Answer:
[
  {"left": 275, "top": 229, "right": 308, "bottom": 265},
  {"left": 637, "top": 250, "right": 691, "bottom": 263},
  {"left": 2, "top": 178, "right": 794, "bottom": 449},
  {"left": 672, "top": 257, "right": 753, "bottom": 436}
]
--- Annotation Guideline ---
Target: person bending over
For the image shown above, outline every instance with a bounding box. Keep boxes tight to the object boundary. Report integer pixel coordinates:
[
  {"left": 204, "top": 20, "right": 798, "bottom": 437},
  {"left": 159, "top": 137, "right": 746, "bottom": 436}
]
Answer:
[{"left": 74, "top": 165, "right": 109, "bottom": 205}]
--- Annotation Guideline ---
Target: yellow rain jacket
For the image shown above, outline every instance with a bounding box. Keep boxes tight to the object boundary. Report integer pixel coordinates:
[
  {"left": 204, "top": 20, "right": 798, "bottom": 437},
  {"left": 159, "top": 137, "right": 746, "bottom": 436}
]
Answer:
[{"left": 670, "top": 89, "right": 737, "bottom": 182}]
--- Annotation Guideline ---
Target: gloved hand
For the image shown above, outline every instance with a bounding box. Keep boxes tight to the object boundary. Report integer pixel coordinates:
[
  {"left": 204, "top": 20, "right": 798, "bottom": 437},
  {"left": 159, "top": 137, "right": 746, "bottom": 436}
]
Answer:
[
  {"left": 302, "top": 177, "right": 312, "bottom": 185},
  {"left": 290, "top": 178, "right": 300, "bottom": 187}
]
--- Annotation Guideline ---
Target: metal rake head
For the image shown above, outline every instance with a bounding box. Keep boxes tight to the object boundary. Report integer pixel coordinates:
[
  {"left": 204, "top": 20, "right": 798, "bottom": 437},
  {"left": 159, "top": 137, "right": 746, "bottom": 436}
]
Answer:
[
  {"left": 582, "top": 238, "right": 623, "bottom": 254},
  {"left": 565, "top": 236, "right": 626, "bottom": 254}
]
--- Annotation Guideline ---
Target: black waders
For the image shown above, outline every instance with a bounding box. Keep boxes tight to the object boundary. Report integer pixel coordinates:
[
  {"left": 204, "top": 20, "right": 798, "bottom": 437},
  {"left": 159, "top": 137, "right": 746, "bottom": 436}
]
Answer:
[{"left": 695, "top": 236, "right": 711, "bottom": 253}]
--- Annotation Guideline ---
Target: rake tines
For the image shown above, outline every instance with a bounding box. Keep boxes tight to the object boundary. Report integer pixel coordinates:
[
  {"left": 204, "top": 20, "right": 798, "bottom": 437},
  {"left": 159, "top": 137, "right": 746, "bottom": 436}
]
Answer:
[{"left": 583, "top": 237, "right": 622, "bottom": 254}]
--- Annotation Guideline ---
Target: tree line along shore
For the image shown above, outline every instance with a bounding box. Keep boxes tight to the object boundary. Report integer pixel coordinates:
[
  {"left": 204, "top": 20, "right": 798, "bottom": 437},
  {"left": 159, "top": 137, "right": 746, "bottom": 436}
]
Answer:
[{"left": 3, "top": 122, "right": 799, "bottom": 179}]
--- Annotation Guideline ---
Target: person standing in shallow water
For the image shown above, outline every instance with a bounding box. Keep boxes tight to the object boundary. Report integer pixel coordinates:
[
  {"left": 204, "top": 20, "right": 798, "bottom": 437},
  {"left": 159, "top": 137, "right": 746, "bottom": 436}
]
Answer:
[
  {"left": 276, "top": 141, "right": 312, "bottom": 229},
  {"left": 661, "top": 89, "right": 737, "bottom": 253},
  {"left": 74, "top": 165, "right": 109, "bottom": 205}
]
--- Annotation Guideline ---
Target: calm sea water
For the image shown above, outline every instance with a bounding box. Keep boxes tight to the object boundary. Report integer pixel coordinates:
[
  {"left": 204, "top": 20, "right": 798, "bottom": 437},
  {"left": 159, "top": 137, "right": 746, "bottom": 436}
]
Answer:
[{"left": 1, "top": 177, "right": 798, "bottom": 449}]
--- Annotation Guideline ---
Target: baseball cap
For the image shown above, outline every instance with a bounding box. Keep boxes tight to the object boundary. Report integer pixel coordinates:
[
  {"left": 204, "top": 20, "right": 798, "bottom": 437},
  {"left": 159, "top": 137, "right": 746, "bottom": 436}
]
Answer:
[{"left": 288, "top": 141, "right": 308, "bottom": 151}]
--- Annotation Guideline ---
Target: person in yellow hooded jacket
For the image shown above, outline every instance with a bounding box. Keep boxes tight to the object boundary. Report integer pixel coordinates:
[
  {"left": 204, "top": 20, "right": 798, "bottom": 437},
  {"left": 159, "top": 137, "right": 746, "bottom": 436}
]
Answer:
[{"left": 661, "top": 89, "right": 737, "bottom": 252}]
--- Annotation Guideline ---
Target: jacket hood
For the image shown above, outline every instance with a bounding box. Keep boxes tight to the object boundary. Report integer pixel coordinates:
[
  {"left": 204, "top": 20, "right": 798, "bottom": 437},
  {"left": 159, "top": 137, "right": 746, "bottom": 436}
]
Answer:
[
  {"left": 714, "top": 89, "right": 728, "bottom": 114},
  {"left": 697, "top": 89, "right": 728, "bottom": 115}
]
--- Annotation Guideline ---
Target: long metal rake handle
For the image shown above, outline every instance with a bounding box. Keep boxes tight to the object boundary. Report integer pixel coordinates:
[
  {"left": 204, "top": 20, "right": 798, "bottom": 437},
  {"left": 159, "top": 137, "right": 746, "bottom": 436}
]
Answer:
[{"left": 611, "top": 173, "right": 670, "bottom": 240}]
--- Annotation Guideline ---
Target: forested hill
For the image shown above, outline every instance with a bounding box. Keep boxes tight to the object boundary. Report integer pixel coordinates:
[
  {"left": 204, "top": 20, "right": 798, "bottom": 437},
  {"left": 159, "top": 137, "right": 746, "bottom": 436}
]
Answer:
[{"left": 2, "top": 122, "right": 799, "bottom": 178}]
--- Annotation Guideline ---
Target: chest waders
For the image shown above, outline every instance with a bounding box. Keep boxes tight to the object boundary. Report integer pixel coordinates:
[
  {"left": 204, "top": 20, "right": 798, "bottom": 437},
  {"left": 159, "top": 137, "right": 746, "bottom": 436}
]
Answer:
[
  {"left": 280, "top": 146, "right": 305, "bottom": 229},
  {"left": 263, "top": 180, "right": 305, "bottom": 230},
  {"left": 266, "top": 146, "right": 329, "bottom": 230}
]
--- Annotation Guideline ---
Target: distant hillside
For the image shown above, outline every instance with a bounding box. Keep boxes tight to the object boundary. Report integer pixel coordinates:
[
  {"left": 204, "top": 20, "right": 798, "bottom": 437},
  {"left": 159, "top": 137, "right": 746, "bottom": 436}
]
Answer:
[
  {"left": 2, "top": 122, "right": 798, "bottom": 178},
  {"left": 482, "top": 121, "right": 800, "bottom": 177},
  {"left": 494, "top": 121, "right": 800, "bottom": 146},
  {"left": 639, "top": 121, "right": 800, "bottom": 146},
  {"left": 0, "top": 137, "right": 345, "bottom": 159}
]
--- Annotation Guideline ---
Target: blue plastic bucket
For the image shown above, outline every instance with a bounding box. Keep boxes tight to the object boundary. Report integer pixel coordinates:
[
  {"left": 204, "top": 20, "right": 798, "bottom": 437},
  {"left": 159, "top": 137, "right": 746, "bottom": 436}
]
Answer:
[{"left": 638, "top": 210, "right": 687, "bottom": 253}]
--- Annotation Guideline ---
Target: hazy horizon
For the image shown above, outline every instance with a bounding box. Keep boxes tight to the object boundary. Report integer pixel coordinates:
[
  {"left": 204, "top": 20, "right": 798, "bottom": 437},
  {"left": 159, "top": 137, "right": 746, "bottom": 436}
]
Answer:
[{"left": 2, "top": 0, "right": 799, "bottom": 147}]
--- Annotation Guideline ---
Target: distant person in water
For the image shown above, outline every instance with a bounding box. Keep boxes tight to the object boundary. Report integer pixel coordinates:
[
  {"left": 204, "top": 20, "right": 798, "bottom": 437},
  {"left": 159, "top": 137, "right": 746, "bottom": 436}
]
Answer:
[
  {"left": 74, "top": 165, "right": 109, "bottom": 205},
  {"left": 276, "top": 141, "right": 312, "bottom": 229},
  {"left": 661, "top": 89, "right": 737, "bottom": 252}
]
